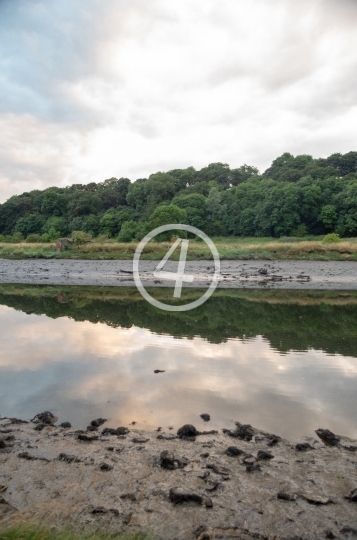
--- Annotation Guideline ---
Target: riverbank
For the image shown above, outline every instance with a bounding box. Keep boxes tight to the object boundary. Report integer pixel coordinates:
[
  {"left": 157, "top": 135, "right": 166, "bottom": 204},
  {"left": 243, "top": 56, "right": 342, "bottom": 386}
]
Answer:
[
  {"left": 1, "top": 237, "right": 357, "bottom": 261},
  {"left": 1, "top": 259, "right": 357, "bottom": 289},
  {"left": 1, "top": 413, "right": 356, "bottom": 540}
]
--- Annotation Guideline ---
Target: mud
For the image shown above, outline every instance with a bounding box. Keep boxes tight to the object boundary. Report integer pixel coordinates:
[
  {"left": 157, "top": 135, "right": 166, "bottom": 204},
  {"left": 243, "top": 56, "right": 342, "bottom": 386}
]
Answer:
[{"left": 1, "top": 415, "right": 357, "bottom": 539}]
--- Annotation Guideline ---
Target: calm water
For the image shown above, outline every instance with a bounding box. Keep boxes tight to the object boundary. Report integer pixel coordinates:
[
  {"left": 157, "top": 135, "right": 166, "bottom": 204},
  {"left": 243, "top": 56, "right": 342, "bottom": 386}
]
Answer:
[{"left": 0, "top": 285, "right": 356, "bottom": 440}]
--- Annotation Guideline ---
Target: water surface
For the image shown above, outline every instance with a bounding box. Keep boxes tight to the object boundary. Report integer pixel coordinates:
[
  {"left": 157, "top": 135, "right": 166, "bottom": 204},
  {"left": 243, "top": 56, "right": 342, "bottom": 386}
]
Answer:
[{"left": 0, "top": 285, "right": 356, "bottom": 440}]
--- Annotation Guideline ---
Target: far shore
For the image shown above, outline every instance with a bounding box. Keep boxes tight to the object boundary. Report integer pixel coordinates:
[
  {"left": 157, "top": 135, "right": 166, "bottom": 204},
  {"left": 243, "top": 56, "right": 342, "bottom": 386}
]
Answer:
[
  {"left": 0, "top": 258, "right": 356, "bottom": 289},
  {"left": 1, "top": 236, "right": 357, "bottom": 262}
]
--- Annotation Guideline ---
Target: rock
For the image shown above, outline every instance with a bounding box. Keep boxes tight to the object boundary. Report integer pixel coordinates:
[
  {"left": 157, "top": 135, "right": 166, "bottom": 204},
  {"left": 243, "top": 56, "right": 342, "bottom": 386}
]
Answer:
[
  {"left": 277, "top": 491, "right": 297, "bottom": 501},
  {"left": 169, "top": 487, "right": 213, "bottom": 508},
  {"left": 34, "top": 423, "right": 47, "bottom": 431},
  {"left": 99, "top": 462, "right": 113, "bottom": 471},
  {"left": 295, "top": 442, "right": 313, "bottom": 451},
  {"left": 31, "top": 411, "right": 58, "bottom": 425},
  {"left": 91, "top": 507, "right": 119, "bottom": 515},
  {"left": 132, "top": 437, "right": 149, "bottom": 444},
  {"left": 225, "top": 446, "right": 243, "bottom": 457},
  {"left": 206, "top": 463, "right": 230, "bottom": 478},
  {"left": 0, "top": 486, "right": 7, "bottom": 494},
  {"left": 345, "top": 488, "right": 357, "bottom": 502},
  {"left": 246, "top": 463, "right": 261, "bottom": 473},
  {"left": 8, "top": 418, "right": 28, "bottom": 424},
  {"left": 90, "top": 418, "right": 107, "bottom": 427},
  {"left": 200, "top": 414, "right": 210, "bottom": 422},
  {"left": 86, "top": 425, "right": 98, "bottom": 432},
  {"left": 200, "top": 452, "right": 209, "bottom": 458},
  {"left": 315, "top": 429, "right": 340, "bottom": 446},
  {"left": 243, "top": 456, "right": 256, "bottom": 465},
  {"left": 77, "top": 433, "right": 98, "bottom": 442},
  {"left": 300, "top": 491, "right": 332, "bottom": 505},
  {"left": 58, "top": 453, "right": 81, "bottom": 463},
  {"left": 102, "top": 427, "right": 129, "bottom": 436},
  {"left": 157, "top": 433, "right": 177, "bottom": 441},
  {"left": 120, "top": 493, "right": 136, "bottom": 501},
  {"left": 0, "top": 438, "right": 6, "bottom": 449},
  {"left": 177, "top": 424, "right": 199, "bottom": 439},
  {"left": 154, "top": 369, "right": 165, "bottom": 373},
  {"left": 222, "top": 422, "right": 255, "bottom": 441},
  {"left": 258, "top": 268, "right": 268, "bottom": 275},
  {"left": 59, "top": 422, "right": 71, "bottom": 429},
  {"left": 55, "top": 238, "right": 70, "bottom": 252},
  {"left": 257, "top": 450, "right": 274, "bottom": 460},
  {"left": 157, "top": 452, "right": 172, "bottom": 474},
  {"left": 340, "top": 526, "right": 357, "bottom": 535},
  {"left": 325, "top": 530, "right": 337, "bottom": 539}
]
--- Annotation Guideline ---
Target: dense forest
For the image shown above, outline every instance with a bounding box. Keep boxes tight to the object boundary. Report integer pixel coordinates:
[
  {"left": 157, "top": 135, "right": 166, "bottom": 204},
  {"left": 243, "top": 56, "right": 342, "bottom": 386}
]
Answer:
[{"left": 0, "top": 151, "right": 357, "bottom": 242}]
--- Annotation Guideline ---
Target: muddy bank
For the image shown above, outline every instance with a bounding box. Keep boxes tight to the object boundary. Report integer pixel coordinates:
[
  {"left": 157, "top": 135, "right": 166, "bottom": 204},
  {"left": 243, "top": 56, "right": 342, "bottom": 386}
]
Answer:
[
  {"left": 0, "top": 259, "right": 357, "bottom": 289},
  {"left": 1, "top": 414, "right": 357, "bottom": 539}
]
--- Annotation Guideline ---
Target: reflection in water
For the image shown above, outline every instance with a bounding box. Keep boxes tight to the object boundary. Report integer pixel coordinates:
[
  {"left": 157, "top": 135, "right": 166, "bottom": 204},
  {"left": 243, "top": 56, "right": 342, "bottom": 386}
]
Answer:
[{"left": 0, "top": 285, "right": 356, "bottom": 440}]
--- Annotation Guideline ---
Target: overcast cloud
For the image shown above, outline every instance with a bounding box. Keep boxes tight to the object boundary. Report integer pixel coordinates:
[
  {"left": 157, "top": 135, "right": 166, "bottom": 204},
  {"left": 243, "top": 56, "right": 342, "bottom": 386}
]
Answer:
[{"left": 0, "top": 0, "right": 357, "bottom": 201}]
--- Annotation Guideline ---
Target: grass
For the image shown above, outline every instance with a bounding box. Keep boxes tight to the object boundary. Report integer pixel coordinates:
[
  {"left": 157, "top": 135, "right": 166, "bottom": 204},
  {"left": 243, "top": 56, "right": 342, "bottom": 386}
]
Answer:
[
  {"left": 1, "top": 236, "right": 357, "bottom": 260},
  {"left": 0, "top": 522, "right": 152, "bottom": 540}
]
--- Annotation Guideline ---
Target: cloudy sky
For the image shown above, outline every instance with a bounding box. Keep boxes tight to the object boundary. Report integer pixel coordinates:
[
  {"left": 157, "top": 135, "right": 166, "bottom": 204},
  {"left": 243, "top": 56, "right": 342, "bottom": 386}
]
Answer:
[{"left": 0, "top": 0, "right": 357, "bottom": 201}]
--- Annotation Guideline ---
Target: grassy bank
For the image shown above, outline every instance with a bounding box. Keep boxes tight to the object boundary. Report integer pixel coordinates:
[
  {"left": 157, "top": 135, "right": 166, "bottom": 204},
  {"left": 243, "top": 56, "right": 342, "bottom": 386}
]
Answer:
[
  {"left": 0, "top": 522, "right": 152, "bottom": 540},
  {"left": 1, "top": 236, "right": 357, "bottom": 260}
]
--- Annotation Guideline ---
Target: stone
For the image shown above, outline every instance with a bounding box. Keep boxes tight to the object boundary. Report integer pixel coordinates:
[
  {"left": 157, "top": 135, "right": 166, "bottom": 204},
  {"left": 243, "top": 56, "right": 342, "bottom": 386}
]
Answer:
[
  {"left": 102, "top": 427, "right": 129, "bottom": 436},
  {"left": 225, "top": 446, "right": 243, "bottom": 457},
  {"left": 132, "top": 437, "right": 149, "bottom": 444},
  {"left": 157, "top": 433, "right": 177, "bottom": 441},
  {"left": 90, "top": 418, "right": 107, "bottom": 428},
  {"left": 154, "top": 370, "right": 165, "bottom": 373},
  {"left": 99, "top": 462, "right": 113, "bottom": 471},
  {"left": 77, "top": 433, "right": 98, "bottom": 442},
  {"left": 177, "top": 424, "right": 199, "bottom": 439},
  {"left": 0, "top": 438, "right": 6, "bottom": 449},
  {"left": 58, "top": 453, "right": 81, "bottom": 463},
  {"left": 300, "top": 491, "right": 331, "bottom": 505},
  {"left": 295, "top": 443, "right": 313, "bottom": 451},
  {"left": 160, "top": 450, "right": 175, "bottom": 470},
  {"left": 346, "top": 488, "right": 357, "bottom": 502},
  {"left": 31, "top": 411, "right": 58, "bottom": 425},
  {"left": 257, "top": 450, "right": 274, "bottom": 460},
  {"left": 222, "top": 422, "right": 254, "bottom": 441},
  {"left": 59, "top": 422, "right": 71, "bottom": 429},
  {"left": 277, "top": 491, "right": 297, "bottom": 501},
  {"left": 315, "top": 429, "right": 340, "bottom": 446},
  {"left": 55, "top": 238, "right": 70, "bottom": 252},
  {"left": 200, "top": 414, "right": 210, "bottom": 422},
  {"left": 169, "top": 487, "right": 213, "bottom": 508}
]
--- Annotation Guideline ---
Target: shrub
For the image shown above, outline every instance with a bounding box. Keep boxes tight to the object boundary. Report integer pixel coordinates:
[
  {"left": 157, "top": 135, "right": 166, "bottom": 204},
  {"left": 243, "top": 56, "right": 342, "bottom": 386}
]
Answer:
[
  {"left": 72, "top": 230, "right": 92, "bottom": 245},
  {"left": 12, "top": 232, "right": 24, "bottom": 243},
  {"left": 26, "top": 233, "right": 42, "bottom": 243},
  {"left": 322, "top": 233, "right": 340, "bottom": 244},
  {"left": 118, "top": 221, "right": 138, "bottom": 242}
]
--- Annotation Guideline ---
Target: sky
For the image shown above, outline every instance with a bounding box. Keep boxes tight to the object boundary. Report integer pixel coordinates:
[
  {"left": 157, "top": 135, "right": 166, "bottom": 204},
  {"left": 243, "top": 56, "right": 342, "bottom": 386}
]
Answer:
[{"left": 0, "top": 0, "right": 357, "bottom": 202}]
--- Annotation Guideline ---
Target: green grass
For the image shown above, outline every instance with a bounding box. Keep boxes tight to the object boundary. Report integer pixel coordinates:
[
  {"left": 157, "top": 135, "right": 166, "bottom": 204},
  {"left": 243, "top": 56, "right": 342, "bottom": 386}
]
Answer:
[
  {"left": 0, "top": 522, "right": 152, "bottom": 540},
  {"left": 1, "top": 236, "right": 357, "bottom": 260}
]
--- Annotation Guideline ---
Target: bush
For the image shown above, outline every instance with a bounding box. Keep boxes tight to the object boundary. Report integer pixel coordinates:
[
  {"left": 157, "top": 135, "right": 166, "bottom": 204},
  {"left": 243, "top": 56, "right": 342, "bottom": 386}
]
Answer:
[
  {"left": 72, "top": 230, "right": 92, "bottom": 245},
  {"left": 118, "top": 221, "right": 138, "bottom": 242},
  {"left": 26, "top": 233, "right": 42, "bottom": 243},
  {"left": 322, "top": 233, "right": 340, "bottom": 244},
  {"left": 12, "top": 232, "right": 24, "bottom": 243}
]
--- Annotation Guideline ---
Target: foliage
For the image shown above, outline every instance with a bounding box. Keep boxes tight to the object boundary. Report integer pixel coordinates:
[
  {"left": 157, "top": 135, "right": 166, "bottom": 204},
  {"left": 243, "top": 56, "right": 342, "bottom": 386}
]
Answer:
[
  {"left": 0, "top": 151, "right": 356, "bottom": 240},
  {"left": 72, "top": 230, "right": 92, "bottom": 245},
  {"left": 322, "top": 233, "right": 341, "bottom": 243}
]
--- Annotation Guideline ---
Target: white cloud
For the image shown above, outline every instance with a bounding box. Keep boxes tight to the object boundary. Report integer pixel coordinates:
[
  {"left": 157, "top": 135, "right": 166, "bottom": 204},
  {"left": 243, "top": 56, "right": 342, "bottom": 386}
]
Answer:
[{"left": 0, "top": 0, "right": 357, "bottom": 200}]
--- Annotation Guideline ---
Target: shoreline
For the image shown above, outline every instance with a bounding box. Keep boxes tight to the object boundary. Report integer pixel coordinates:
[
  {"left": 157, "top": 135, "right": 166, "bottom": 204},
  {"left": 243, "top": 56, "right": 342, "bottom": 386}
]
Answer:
[
  {"left": 1, "top": 413, "right": 357, "bottom": 540},
  {"left": 1, "top": 259, "right": 357, "bottom": 289}
]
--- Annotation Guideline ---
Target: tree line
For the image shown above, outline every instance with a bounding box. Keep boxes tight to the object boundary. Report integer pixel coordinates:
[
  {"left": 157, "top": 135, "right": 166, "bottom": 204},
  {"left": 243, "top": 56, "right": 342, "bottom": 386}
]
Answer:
[{"left": 0, "top": 151, "right": 356, "bottom": 242}]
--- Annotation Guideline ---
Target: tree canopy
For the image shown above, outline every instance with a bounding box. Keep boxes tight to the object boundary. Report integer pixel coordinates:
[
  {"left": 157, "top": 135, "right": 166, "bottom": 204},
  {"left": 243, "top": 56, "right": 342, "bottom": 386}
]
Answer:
[{"left": 0, "top": 151, "right": 357, "bottom": 242}]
